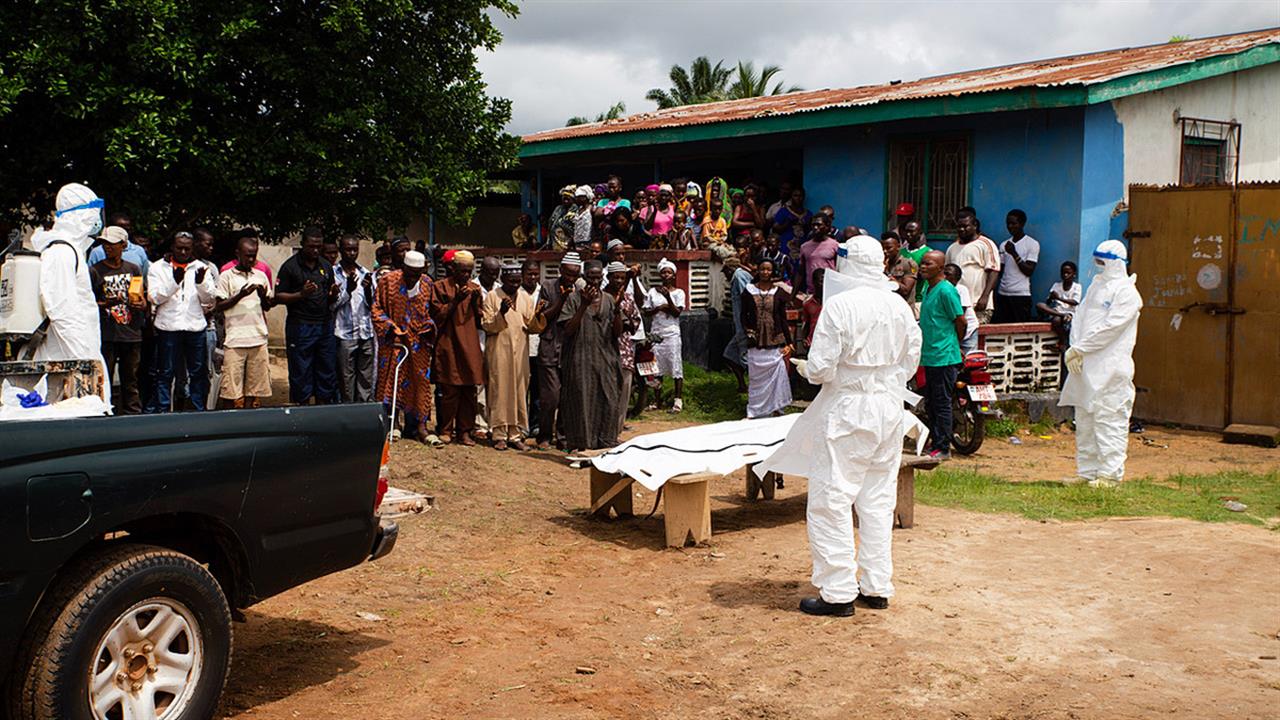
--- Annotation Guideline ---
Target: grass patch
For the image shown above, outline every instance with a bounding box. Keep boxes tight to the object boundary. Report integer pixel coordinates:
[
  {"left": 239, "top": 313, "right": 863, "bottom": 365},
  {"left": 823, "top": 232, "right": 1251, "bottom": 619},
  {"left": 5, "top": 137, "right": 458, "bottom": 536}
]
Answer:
[
  {"left": 631, "top": 362, "right": 745, "bottom": 424},
  {"left": 917, "top": 467, "right": 1280, "bottom": 527},
  {"left": 984, "top": 417, "right": 1019, "bottom": 438}
]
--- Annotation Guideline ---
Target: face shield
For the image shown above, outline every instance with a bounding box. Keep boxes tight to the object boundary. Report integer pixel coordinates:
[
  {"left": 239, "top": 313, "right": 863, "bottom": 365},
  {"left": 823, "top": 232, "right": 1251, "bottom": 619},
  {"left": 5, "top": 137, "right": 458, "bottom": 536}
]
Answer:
[
  {"left": 826, "top": 235, "right": 893, "bottom": 302},
  {"left": 1090, "top": 239, "right": 1129, "bottom": 282}
]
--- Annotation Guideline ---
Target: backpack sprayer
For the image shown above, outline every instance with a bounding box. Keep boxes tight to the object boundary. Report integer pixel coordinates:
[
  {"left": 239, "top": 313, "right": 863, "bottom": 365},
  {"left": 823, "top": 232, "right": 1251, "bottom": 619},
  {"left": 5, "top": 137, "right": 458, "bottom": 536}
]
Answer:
[{"left": 0, "top": 233, "right": 50, "bottom": 361}]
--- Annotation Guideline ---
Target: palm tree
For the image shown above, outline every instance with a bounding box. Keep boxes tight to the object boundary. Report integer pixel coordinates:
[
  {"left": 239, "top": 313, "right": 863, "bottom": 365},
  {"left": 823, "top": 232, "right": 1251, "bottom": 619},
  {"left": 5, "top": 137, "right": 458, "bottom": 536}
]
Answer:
[
  {"left": 727, "top": 61, "right": 802, "bottom": 100},
  {"left": 565, "top": 100, "right": 627, "bottom": 127},
  {"left": 645, "top": 57, "right": 732, "bottom": 109}
]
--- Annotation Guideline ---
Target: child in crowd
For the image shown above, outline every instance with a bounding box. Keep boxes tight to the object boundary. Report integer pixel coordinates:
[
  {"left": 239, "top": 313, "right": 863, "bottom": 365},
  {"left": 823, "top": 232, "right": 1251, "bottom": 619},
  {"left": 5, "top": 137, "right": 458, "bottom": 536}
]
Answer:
[
  {"left": 670, "top": 210, "right": 697, "bottom": 250},
  {"left": 642, "top": 259, "right": 686, "bottom": 413},
  {"left": 701, "top": 198, "right": 730, "bottom": 248},
  {"left": 1037, "top": 260, "right": 1081, "bottom": 349},
  {"left": 944, "top": 263, "right": 980, "bottom": 354}
]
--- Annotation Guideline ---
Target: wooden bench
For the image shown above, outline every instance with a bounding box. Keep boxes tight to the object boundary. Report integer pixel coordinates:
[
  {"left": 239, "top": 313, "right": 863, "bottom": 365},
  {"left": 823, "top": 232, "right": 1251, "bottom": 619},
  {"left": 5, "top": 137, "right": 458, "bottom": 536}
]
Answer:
[{"left": 588, "top": 454, "right": 939, "bottom": 546}]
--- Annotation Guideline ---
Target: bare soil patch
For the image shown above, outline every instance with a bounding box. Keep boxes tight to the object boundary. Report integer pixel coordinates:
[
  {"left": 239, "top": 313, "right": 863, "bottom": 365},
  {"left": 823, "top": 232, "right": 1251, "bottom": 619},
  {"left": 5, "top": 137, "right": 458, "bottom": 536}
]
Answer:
[{"left": 216, "top": 423, "right": 1280, "bottom": 719}]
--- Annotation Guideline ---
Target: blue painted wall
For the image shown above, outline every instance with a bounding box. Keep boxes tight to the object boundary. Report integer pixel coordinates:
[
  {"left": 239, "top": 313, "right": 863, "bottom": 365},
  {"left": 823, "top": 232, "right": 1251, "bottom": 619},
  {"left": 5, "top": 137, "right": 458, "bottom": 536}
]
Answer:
[
  {"left": 800, "top": 107, "right": 1089, "bottom": 304},
  {"left": 1078, "top": 102, "right": 1128, "bottom": 292}
]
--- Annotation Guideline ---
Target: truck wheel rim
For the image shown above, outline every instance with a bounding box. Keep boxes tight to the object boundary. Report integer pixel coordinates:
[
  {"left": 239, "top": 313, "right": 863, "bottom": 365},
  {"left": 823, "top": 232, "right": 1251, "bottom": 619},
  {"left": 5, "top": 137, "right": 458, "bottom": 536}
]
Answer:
[{"left": 88, "top": 598, "right": 205, "bottom": 720}]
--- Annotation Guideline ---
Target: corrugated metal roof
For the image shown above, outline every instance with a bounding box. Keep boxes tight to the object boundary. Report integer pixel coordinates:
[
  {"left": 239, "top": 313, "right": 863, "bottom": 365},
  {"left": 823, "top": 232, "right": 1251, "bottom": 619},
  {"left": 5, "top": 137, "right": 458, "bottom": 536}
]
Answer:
[{"left": 523, "top": 28, "right": 1280, "bottom": 144}]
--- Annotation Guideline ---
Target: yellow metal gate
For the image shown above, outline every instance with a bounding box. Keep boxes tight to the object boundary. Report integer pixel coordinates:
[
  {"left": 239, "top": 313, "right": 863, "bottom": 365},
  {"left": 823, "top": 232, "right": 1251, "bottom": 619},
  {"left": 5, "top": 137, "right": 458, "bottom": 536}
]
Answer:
[{"left": 1128, "top": 183, "right": 1280, "bottom": 429}]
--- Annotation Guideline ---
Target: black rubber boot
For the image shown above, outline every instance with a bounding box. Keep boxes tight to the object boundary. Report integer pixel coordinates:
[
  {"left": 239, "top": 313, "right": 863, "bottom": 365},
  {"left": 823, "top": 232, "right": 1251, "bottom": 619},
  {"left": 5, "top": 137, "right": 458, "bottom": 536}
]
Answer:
[{"left": 799, "top": 597, "right": 854, "bottom": 617}]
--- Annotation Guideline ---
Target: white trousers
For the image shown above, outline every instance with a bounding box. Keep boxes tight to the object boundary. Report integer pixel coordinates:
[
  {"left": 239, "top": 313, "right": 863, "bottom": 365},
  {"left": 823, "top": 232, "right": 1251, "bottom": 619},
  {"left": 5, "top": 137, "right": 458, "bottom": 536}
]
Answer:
[
  {"left": 807, "top": 434, "right": 902, "bottom": 603},
  {"left": 1075, "top": 405, "right": 1131, "bottom": 481}
]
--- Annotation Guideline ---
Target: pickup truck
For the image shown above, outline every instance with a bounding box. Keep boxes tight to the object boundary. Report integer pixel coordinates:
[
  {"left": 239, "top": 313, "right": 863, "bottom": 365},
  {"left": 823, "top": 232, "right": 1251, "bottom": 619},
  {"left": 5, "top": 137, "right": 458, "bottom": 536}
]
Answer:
[{"left": 1, "top": 403, "right": 397, "bottom": 720}]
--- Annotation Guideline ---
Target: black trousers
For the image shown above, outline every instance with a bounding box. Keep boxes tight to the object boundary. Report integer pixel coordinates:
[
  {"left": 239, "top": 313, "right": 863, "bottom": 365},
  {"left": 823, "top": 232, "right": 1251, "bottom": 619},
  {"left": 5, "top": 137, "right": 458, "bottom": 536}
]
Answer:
[
  {"left": 537, "top": 360, "right": 562, "bottom": 444},
  {"left": 103, "top": 341, "right": 142, "bottom": 415},
  {"left": 993, "top": 293, "right": 1033, "bottom": 323},
  {"left": 924, "top": 364, "right": 958, "bottom": 454}
]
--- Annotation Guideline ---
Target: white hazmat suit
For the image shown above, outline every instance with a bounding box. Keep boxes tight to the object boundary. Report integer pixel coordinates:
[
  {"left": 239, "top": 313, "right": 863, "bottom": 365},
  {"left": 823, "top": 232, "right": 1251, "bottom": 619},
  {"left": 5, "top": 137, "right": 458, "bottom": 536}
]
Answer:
[
  {"left": 758, "top": 235, "right": 923, "bottom": 603},
  {"left": 28, "top": 183, "right": 110, "bottom": 404},
  {"left": 1059, "top": 239, "right": 1142, "bottom": 484}
]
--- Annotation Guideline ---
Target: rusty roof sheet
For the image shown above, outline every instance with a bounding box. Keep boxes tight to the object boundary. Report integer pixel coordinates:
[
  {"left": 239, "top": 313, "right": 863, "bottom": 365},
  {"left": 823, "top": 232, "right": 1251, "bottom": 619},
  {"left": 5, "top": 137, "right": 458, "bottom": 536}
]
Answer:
[{"left": 523, "top": 28, "right": 1280, "bottom": 144}]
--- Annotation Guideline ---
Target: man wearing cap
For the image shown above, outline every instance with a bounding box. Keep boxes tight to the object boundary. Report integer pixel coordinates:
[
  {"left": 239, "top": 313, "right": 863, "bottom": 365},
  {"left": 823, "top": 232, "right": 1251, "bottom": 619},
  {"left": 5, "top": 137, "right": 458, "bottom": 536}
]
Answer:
[
  {"left": 889, "top": 202, "right": 915, "bottom": 235},
  {"left": 90, "top": 225, "right": 147, "bottom": 414},
  {"left": 373, "top": 250, "right": 439, "bottom": 444},
  {"left": 431, "top": 249, "right": 485, "bottom": 444},
  {"left": 481, "top": 261, "right": 545, "bottom": 450},
  {"left": 534, "top": 252, "right": 583, "bottom": 449}
]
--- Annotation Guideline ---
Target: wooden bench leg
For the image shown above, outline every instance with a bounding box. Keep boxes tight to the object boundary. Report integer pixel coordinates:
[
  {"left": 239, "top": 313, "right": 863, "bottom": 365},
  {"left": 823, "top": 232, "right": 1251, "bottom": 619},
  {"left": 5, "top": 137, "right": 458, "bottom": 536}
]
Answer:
[
  {"left": 746, "top": 464, "right": 777, "bottom": 502},
  {"left": 664, "top": 479, "right": 711, "bottom": 547},
  {"left": 745, "top": 464, "right": 762, "bottom": 502},
  {"left": 895, "top": 465, "right": 915, "bottom": 529},
  {"left": 590, "top": 467, "right": 633, "bottom": 519}
]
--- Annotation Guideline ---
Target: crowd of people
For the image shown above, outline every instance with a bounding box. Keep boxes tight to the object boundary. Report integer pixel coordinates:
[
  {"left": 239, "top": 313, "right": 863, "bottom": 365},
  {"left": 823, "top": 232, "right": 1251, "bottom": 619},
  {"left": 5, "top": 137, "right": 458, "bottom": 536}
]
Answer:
[
  {"left": 41, "top": 174, "right": 1088, "bottom": 461},
  {"left": 518, "top": 174, "right": 1081, "bottom": 459}
]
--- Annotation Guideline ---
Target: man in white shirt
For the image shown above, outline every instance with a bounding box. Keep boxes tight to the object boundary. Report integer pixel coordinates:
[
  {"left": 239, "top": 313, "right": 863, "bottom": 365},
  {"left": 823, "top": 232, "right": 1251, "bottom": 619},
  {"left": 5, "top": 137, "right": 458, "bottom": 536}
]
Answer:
[
  {"left": 332, "top": 235, "right": 376, "bottom": 402},
  {"left": 945, "top": 209, "right": 1000, "bottom": 324},
  {"left": 147, "top": 231, "right": 217, "bottom": 411},
  {"left": 993, "top": 209, "right": 1039, "bottom": 323}
]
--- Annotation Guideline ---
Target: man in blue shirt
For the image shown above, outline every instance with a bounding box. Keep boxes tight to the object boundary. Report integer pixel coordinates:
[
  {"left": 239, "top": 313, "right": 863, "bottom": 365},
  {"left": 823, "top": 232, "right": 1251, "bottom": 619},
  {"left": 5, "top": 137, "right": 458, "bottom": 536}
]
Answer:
[
  {"left": 918, "top": 250, "right": 966, "bottom": 458},
  {"left": 720, "top": 256, "right": 753, "bottom": 393}
]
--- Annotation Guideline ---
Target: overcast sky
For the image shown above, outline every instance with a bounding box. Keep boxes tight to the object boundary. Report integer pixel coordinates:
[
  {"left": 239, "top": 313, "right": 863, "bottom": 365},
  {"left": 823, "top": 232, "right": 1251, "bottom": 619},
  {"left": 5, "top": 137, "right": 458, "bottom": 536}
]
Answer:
[{"left": 477, "top": 0, "right": 1280, "bottom": 136}]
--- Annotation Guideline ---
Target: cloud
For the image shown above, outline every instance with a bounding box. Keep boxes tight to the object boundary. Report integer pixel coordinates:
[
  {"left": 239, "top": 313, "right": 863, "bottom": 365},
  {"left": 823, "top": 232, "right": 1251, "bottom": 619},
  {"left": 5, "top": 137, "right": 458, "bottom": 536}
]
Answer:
[{"left": 480, "top": 0, "right": 1280, "bottom": 135}]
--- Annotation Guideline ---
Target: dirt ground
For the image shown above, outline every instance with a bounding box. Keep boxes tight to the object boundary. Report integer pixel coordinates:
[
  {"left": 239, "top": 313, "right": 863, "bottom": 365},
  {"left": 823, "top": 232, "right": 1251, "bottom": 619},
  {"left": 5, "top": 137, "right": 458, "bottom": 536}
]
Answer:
[{"left": 215, "top": 420, "right": 1280, "bottom": 719}]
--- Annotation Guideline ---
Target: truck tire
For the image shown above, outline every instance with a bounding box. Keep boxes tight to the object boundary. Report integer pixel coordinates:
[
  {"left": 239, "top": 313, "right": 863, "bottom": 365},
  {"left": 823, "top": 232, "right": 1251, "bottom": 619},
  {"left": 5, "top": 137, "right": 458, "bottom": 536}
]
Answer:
[{"left": 7, "top": 543, "right": 233, "bottom": 720}]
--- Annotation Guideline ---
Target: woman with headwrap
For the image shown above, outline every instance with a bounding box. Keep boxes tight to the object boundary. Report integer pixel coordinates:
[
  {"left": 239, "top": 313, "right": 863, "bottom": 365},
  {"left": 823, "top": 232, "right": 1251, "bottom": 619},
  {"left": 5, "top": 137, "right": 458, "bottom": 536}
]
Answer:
[
  {"left": 740, "top": 258, "right": 793, "bottom": 418},
  {"left": 640, "top": 184, "right": 676, "bottom": 247},
  {"left": 549, "top": 185, "right": 576, "bottom": 250},
  {"left": 559, "top": 260, "right": 625, "bottom": 451},
  {"left": 705, "top": 177, "right": 732, "bottom": 223},
  {"left": 642, "top": 258, "right": 686, "bottom": 413}
]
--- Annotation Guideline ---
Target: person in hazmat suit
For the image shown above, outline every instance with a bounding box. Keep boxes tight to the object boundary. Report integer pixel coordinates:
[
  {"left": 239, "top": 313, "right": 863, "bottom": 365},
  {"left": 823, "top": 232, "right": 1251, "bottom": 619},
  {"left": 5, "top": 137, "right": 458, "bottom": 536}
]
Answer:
[
  {"left": 1059, "top": 239, "right": 1142, "bottom": 487},
  {"left": 28, "top": 182, "right": 111, "bottom": 405},
  {"left": 758, "top": 234, "right": 923, "bottom": 617}
]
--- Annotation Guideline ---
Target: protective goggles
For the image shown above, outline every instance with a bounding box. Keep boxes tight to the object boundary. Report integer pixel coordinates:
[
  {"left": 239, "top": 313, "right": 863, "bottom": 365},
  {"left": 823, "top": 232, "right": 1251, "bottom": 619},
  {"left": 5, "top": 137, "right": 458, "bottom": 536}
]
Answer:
[
  {"left": 1092, "top": 249, "right": 1128, "bottom": 262},
  {"left": 54, "top": 198, "right": 105, "bottom": 217}
]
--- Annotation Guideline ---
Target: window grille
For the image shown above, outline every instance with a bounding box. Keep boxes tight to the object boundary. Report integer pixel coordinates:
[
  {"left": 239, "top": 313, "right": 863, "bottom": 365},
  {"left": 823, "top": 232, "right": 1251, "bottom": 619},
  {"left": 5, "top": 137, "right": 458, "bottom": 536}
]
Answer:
[
  {"left": 1178, "top": 117, "right": 1240, "bottom": 186},
  {"left": 887, "top": 136, "right": 969, "bottom": 237}
]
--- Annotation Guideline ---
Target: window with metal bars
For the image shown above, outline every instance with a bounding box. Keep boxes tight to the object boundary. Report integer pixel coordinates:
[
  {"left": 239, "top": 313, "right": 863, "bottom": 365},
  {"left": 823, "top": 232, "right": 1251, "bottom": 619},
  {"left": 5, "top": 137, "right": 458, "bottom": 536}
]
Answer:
[
  {"left": 886, "top": 135, "right": 970, "bottom": 237},
  {"left": 1178, "top": 116, "right": 1240, "bottom": 186}
]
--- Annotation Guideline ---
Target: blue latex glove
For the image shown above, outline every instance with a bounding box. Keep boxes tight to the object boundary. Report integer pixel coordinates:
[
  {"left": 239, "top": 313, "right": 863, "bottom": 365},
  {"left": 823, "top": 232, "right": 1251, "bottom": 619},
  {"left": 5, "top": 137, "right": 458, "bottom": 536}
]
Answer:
[{"left": 17, "top": 390, "right": 47, "bottom": 408}]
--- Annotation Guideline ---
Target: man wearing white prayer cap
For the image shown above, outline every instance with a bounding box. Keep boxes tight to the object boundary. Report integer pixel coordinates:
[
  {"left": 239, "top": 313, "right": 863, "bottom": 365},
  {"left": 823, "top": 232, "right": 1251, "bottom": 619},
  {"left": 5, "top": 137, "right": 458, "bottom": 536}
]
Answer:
[
  {"left": 403, "top": 250, "right": 426, "bottom": 268},
  {"left": 481, "top": 259, "right": 545, "bottom": 450},
  {"left": 758, "top": 234, "right": 923, "bottom": 616},
  {"left": 534, "top": 251, "right": 584, "bottom": 449}
]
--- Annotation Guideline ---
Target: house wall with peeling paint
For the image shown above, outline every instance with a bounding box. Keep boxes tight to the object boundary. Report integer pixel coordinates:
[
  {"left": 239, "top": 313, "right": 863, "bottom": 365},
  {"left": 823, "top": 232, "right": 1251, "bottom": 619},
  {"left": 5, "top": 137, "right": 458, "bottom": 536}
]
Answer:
[{"left": 1112, "top": 62, "right": 1280, "bottom": 190}]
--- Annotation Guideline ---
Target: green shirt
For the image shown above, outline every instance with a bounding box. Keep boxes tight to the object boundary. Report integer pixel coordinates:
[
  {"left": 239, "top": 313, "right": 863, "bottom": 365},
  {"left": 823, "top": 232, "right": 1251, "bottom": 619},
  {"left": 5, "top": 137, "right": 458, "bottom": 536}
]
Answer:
[
  {"left": 901, "top": 244, "right": 928, "bottom": 301},
  {"left": 919, "top": 279, "right": 963, "bottom": 367}
]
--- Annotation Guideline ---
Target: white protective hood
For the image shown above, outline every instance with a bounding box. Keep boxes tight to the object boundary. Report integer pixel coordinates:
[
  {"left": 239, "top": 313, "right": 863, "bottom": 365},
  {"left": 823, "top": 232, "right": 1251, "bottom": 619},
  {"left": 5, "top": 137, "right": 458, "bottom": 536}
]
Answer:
[{"left": 824, "top": 234, "right": 899, "bottom": 302}]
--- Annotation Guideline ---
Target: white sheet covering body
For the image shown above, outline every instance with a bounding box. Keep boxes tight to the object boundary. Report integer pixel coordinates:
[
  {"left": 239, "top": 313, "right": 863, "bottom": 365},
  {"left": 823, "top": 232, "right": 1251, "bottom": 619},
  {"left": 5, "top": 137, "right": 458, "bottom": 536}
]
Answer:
[
  {"left": 588, "top": 414, "right": 799, "bottom": 491},
  {"left": 758, "top": 235, "right": 923, "bottom": 604}
]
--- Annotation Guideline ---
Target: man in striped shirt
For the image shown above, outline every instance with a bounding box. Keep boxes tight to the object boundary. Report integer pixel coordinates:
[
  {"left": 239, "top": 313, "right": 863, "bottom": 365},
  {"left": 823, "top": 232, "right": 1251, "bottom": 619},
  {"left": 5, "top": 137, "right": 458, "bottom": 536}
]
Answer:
[
  {"left": 333, "top": 234, "right": 376, "bottom": 402},
  {"left": 214, "top": 233, "right": 273, "bottom": 408}
]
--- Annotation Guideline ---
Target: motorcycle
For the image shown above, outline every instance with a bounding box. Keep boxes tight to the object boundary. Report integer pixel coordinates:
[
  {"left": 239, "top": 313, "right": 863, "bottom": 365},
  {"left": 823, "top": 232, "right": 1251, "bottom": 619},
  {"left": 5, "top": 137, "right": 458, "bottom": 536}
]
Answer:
[{"left": 911, "top": 350, "right": 1000, "bottom": 455}]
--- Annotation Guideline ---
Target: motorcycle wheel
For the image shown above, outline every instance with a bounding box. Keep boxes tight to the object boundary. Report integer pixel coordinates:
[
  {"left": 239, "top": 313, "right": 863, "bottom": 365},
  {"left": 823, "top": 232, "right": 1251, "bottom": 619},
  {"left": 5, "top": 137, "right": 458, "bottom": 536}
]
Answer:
[{"left": 951, "top": 396, "right": 986, "bottom": 455}]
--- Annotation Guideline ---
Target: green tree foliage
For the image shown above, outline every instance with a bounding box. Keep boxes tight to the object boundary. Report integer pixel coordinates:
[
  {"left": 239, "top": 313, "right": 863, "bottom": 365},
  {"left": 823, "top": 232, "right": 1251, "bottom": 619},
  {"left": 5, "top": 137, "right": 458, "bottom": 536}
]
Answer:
[
  {"left": 645, "top": 56, "right": 733, "bottom": 109},
  {"left": 727, "top": 61, "right": 802, "bottom": 100},
  {"left": 566, "top": 100, "right": 626, "bottom": 127},
  {"left": 0, "top": 0, "right": 520, "bottom": 238}
]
